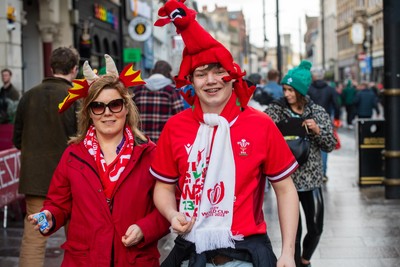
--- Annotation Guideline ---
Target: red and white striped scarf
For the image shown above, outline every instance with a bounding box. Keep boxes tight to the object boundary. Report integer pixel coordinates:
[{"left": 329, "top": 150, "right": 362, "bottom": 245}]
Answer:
[{"left": 84, "top": 125, "right": 134, "bottom": 199}]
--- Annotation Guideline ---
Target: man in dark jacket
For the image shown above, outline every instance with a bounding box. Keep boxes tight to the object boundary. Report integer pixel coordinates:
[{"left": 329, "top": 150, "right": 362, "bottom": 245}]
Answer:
[
  {"left": 307, "top": 69, "right": 340, "bottom": 182},
  {"left": 308, "top": 69, "right": 341, "bottom": 120},
  {"left": 0, "top": 68, "right": 20, "bottom": 149},
  {"left": 13, "top": 47, "right": 79, "bottom": 267},
  {"left": 0, "top": 68, "right": 20, "bottom": 123},
  {"left": 353, "top": 81, "right": 380, "bottom": 119}
]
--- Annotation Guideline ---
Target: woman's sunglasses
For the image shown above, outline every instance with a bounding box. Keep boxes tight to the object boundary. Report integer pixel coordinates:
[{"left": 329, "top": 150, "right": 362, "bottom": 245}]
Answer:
[{"left": 89, "top": 98, "right": 125, "bottom": 115}]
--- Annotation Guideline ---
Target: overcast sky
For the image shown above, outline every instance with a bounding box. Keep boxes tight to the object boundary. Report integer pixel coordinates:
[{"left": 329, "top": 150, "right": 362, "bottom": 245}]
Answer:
[{"left": 195, "top": 0, "right": 320, "bottom": 52}]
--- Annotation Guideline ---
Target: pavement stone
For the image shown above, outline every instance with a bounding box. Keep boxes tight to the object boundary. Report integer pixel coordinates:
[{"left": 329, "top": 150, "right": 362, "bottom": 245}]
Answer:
[{"left": 1, "top": 127, "right": 400, "bottom": 267}]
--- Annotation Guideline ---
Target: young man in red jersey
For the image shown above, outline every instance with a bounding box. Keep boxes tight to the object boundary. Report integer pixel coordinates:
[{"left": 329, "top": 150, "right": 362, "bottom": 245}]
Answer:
[{"left": 151, "top": 1, "right": 299, "bottom": 266}]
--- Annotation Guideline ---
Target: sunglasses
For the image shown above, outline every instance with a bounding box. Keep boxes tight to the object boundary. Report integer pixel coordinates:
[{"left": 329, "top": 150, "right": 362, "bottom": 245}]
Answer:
[{"left": 89, "top": 98, "right": 125, "bottom": 115}]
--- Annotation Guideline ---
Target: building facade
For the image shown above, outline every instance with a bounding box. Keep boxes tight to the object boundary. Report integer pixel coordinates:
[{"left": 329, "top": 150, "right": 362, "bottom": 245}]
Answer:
[{"left": 336, "top": 0, "right": 383, "bottom": 83}]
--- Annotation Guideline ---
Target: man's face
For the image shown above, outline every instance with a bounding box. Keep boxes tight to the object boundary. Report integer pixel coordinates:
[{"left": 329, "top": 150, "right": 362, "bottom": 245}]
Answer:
[
  {"left": 1, "top": 71, "right": 11, "bottom": 85},
  {"left": 192, "top": 64, "right": 233, "bottom": 114}
]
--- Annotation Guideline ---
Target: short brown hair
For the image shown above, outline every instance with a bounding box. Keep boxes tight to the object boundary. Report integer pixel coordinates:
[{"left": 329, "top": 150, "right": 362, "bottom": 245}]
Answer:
[
  {"left": 1, "top": 68, "right": 12, "bottom": 76},
  {"left": 50, "top": 47, "right": 80, "bottom": 75},
  {"left": 151, "top": 60, "right": 173, "bottom": 79},
  {"left": 267, "top": 69, "right": 280, "bottom": 81}
]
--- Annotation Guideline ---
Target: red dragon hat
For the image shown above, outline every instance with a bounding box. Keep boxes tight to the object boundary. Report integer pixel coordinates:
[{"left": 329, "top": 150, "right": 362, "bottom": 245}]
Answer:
[{"left": 155, "top": 0, "right": 255, "bottom": 107}]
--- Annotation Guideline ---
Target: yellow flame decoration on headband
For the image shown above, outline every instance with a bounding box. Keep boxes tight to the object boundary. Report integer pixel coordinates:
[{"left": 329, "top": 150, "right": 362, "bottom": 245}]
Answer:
[{"left": 58, "top": 54, "right": 145, "bottom": 113}]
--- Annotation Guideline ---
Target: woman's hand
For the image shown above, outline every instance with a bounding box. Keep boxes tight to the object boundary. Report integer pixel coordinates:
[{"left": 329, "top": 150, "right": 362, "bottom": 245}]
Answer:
[
  {"left": 169, "top": 211, "right": 196, "bottom": 235},
  {"left": 27, "top": 210, "right": 53, "bottom": 234},
  {"left": 122, "top": 224, "right": 144, "bottom": 247},
  {"left": 304, "top": 119, "right": 320, "bottom": 135}
]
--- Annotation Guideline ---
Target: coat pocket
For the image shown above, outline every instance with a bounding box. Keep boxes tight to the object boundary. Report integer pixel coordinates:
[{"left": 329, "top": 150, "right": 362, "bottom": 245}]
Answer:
[
  {"left": 61, "top": 240, "right": 90, "bottom": 266},
  {"left": 127, "top": 249, "right": 159, "bottom": 266}
]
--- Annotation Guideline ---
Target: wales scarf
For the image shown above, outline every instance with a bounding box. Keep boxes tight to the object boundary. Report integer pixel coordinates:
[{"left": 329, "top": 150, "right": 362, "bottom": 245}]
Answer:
[
  {"left": 84, "top": 125, "right": 134, "bottom": 199},
  {"left": 180, "top": 92, "right": 243, "bottom": 253}
]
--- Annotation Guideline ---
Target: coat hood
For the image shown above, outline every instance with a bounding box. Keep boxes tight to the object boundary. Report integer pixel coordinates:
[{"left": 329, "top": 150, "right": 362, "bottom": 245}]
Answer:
[{"left": 144, "top": 74, "right": 173, "bottom": 91}]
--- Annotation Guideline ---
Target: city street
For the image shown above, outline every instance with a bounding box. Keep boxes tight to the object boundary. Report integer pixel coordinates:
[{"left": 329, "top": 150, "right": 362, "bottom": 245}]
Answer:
[{"left": 1, "top": 127, "right": 400, "bottom": 267}]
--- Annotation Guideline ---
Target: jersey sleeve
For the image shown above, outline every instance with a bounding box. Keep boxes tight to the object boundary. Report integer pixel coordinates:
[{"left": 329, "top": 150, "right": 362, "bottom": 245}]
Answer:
[{"left": 149, "top": 122, "right": 180, "bottom": 184}]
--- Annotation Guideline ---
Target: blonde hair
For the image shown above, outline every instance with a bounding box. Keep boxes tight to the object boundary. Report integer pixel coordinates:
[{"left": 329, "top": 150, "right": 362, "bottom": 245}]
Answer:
[{"left": 68, "top": 75, "right": 146, "bottom": 144}]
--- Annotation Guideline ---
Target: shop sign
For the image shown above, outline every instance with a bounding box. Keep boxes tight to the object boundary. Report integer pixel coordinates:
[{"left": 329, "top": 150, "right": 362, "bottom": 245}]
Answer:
[
  {"left": 128, "top": 17, "right": 152, "bottom": 42},
  {"left": 0, "top": 148, "right": 22, "bottom": 207},
  {"left": 127, "top": 0, "right": 151, "bottom": 19},
  {"left": 94, "top": 3, "right": 119, "bottom": 30},
  {"left": 123, "top": 48, "right": 142, "bottom": 63}
]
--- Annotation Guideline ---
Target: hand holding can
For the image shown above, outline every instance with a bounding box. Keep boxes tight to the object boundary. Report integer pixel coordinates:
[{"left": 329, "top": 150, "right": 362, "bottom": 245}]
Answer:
[{"left": 33, "top": 212, "right": 50, "bottom": 232}]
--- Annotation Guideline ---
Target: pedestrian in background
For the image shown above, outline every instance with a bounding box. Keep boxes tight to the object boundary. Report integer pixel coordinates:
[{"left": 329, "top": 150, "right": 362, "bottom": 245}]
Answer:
[
  {"left": 263, "top": 69, "right": 283, "bottom": 100},
  {"left": 0, "top": 68, "right": 20, "bottom": 123},
  {"left": 308, "top": 68, "right": 341, "bottom": 120},
  {"left": 307, "top": 68, "right": 340, "bottom": 182},
  {"left": 341, "top": 80, "right": 357, "bottom": 129},
  {"left": 13, "top": 47, "right": 79, "bottom": 267},
  {"left": 0, "top": 68, "right": 20, "bottom": 150},
  {"left": 152, "top": 1, "right": 299, "bottom": 266},
  {"left": 247, "top": 72, "right": 272, "bottom": 110},
  {"left": 353, "top": 81, "right": 380, "bottom": 119},
  {"left": 132, "top": 60, "right": 184, "bottom": 143},
  {"left": 28, "top": 55, "right": 170, "bottom": 266},
  {"left": 265, "top": 60, "right": 337, "bottom": 267}
]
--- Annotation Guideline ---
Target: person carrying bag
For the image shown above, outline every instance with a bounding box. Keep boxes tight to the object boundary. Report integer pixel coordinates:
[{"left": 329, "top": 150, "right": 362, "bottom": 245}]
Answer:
[{"left": 276, "top": 117, "right": 311, "bottom": 166}]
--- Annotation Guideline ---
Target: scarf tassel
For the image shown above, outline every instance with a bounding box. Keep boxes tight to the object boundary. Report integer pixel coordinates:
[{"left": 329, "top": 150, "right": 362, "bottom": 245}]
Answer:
[{"left": 190, "top": 228, "right": 243, "bottom": 254}]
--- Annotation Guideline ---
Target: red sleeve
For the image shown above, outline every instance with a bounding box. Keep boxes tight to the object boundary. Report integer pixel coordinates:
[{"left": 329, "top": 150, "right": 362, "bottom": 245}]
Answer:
[{"left": 150, "top": 122, "right": 180, "bottom": 184}]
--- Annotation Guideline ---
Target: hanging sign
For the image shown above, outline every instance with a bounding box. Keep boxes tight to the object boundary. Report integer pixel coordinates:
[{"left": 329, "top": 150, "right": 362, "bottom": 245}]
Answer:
[{"left": 128, "top": 17, "right": 152, "bottom": 42}]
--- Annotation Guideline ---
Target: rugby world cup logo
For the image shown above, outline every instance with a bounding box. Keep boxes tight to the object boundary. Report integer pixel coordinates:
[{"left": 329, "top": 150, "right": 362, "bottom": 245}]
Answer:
[{"left": 207, "top": 182, "right": 225, "bottom": 205}]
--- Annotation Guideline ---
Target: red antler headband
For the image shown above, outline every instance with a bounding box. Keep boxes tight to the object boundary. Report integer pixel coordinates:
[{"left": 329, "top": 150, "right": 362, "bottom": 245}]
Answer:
[{"left": 58, "top": 54, "right": 145, "bottom": 113}]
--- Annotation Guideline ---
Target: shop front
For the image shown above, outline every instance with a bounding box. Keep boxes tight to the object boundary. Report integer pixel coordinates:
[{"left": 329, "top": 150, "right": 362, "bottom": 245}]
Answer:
[{"left": 74, "top": 1, "right": 123, "bottom": 72}]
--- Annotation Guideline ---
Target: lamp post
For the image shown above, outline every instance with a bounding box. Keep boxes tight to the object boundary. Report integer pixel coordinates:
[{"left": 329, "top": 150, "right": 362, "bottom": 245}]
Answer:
[
  {"left": 262, "top": 0, "right": 268, "bottom": 60},
  {"left": 276, "top": 0, "right": 282, "bottom": 77},
  {"left": 365, "top": 19, "right": 373, "bottom": 82},
  {"left": 350, "top": 18, "right": 365, "bottom": 82}
]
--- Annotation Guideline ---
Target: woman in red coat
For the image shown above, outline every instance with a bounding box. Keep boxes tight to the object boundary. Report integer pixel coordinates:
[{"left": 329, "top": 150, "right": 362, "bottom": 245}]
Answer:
[{"left": 28, "top": 56, "right": 170, "bottom": 266}]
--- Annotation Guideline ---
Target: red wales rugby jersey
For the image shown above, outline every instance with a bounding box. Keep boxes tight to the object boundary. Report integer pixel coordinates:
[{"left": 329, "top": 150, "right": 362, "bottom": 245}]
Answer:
[{"left": 150, "top": 106, "right": 298, "bottom": 237}]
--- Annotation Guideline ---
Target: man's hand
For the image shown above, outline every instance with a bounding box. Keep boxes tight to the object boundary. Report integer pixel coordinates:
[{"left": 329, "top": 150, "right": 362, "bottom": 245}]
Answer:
[{"left": 169, "top": 211, "right": 196, "bottom": 235}]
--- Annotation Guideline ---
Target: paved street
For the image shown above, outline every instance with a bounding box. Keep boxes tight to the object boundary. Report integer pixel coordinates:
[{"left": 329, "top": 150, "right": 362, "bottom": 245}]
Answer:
[{"left": 1, "top": 127, "right": 400, "bottom": 267}]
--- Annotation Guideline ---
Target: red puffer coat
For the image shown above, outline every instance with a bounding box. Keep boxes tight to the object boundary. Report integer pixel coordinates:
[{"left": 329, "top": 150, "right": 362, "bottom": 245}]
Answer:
[{"left": 43, "top": 141, "right": 170, "bottom": 267}]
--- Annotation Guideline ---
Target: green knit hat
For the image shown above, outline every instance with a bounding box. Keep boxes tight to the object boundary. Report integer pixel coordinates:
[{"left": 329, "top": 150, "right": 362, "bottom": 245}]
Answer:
[{"left": 281, "top": 60, "right": 312, "bottom": 96}]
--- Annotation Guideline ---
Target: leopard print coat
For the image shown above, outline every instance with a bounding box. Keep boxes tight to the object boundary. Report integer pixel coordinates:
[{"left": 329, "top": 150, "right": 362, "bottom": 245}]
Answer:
[{"left": 264, "top": 97, "right": 337, "bottom": 191}]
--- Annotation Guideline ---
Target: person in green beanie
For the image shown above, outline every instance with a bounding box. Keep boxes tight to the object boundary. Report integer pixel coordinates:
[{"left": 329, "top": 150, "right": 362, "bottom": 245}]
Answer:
[{"left": 265, "top": 60, "right": 337, "bottom": 267}]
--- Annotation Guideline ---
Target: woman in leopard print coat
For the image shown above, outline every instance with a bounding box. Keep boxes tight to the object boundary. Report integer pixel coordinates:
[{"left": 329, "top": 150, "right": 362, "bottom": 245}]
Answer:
[{"left": 264, "top": 60, "right": 337, "bottom": 267}]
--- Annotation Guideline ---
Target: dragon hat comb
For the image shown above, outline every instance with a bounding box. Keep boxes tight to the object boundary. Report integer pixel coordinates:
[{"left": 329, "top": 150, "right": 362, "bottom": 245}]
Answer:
[{"left": 154, "top": 0, "right": 255, "bottom": 107}]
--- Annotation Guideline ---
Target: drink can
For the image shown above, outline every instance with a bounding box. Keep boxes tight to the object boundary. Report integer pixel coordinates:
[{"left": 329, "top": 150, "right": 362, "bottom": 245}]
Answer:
[{"left": 33, "top": 212, "right": 49, "bottom": 232}]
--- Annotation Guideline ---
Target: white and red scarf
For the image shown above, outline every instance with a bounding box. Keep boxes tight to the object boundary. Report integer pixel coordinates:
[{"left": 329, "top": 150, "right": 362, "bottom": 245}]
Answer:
[
  {"left": 84, "top": 125, "right": 134, "bottom": 199},
  {"left": 181, "top": 93, "right": 243, "bottom": 253}
]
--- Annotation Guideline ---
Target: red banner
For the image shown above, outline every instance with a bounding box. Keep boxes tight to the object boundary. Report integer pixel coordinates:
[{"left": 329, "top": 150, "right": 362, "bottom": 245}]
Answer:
[{"left": 0, "top": 148, "right": 22, "bottom": 207}]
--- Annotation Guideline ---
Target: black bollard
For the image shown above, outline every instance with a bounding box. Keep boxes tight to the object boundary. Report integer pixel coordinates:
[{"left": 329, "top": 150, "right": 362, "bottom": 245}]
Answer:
[{"left": 383, "top": 0, "right": 400, "bottom": 199}]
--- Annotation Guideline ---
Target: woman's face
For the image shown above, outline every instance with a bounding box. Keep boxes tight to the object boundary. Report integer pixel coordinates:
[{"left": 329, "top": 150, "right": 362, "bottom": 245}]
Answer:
[
  {"left": 283, "top": 84, "right": 298, "bottom": 105},
  {"left": 89, "top": 88, "right": 127, "bottom": 139}
]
